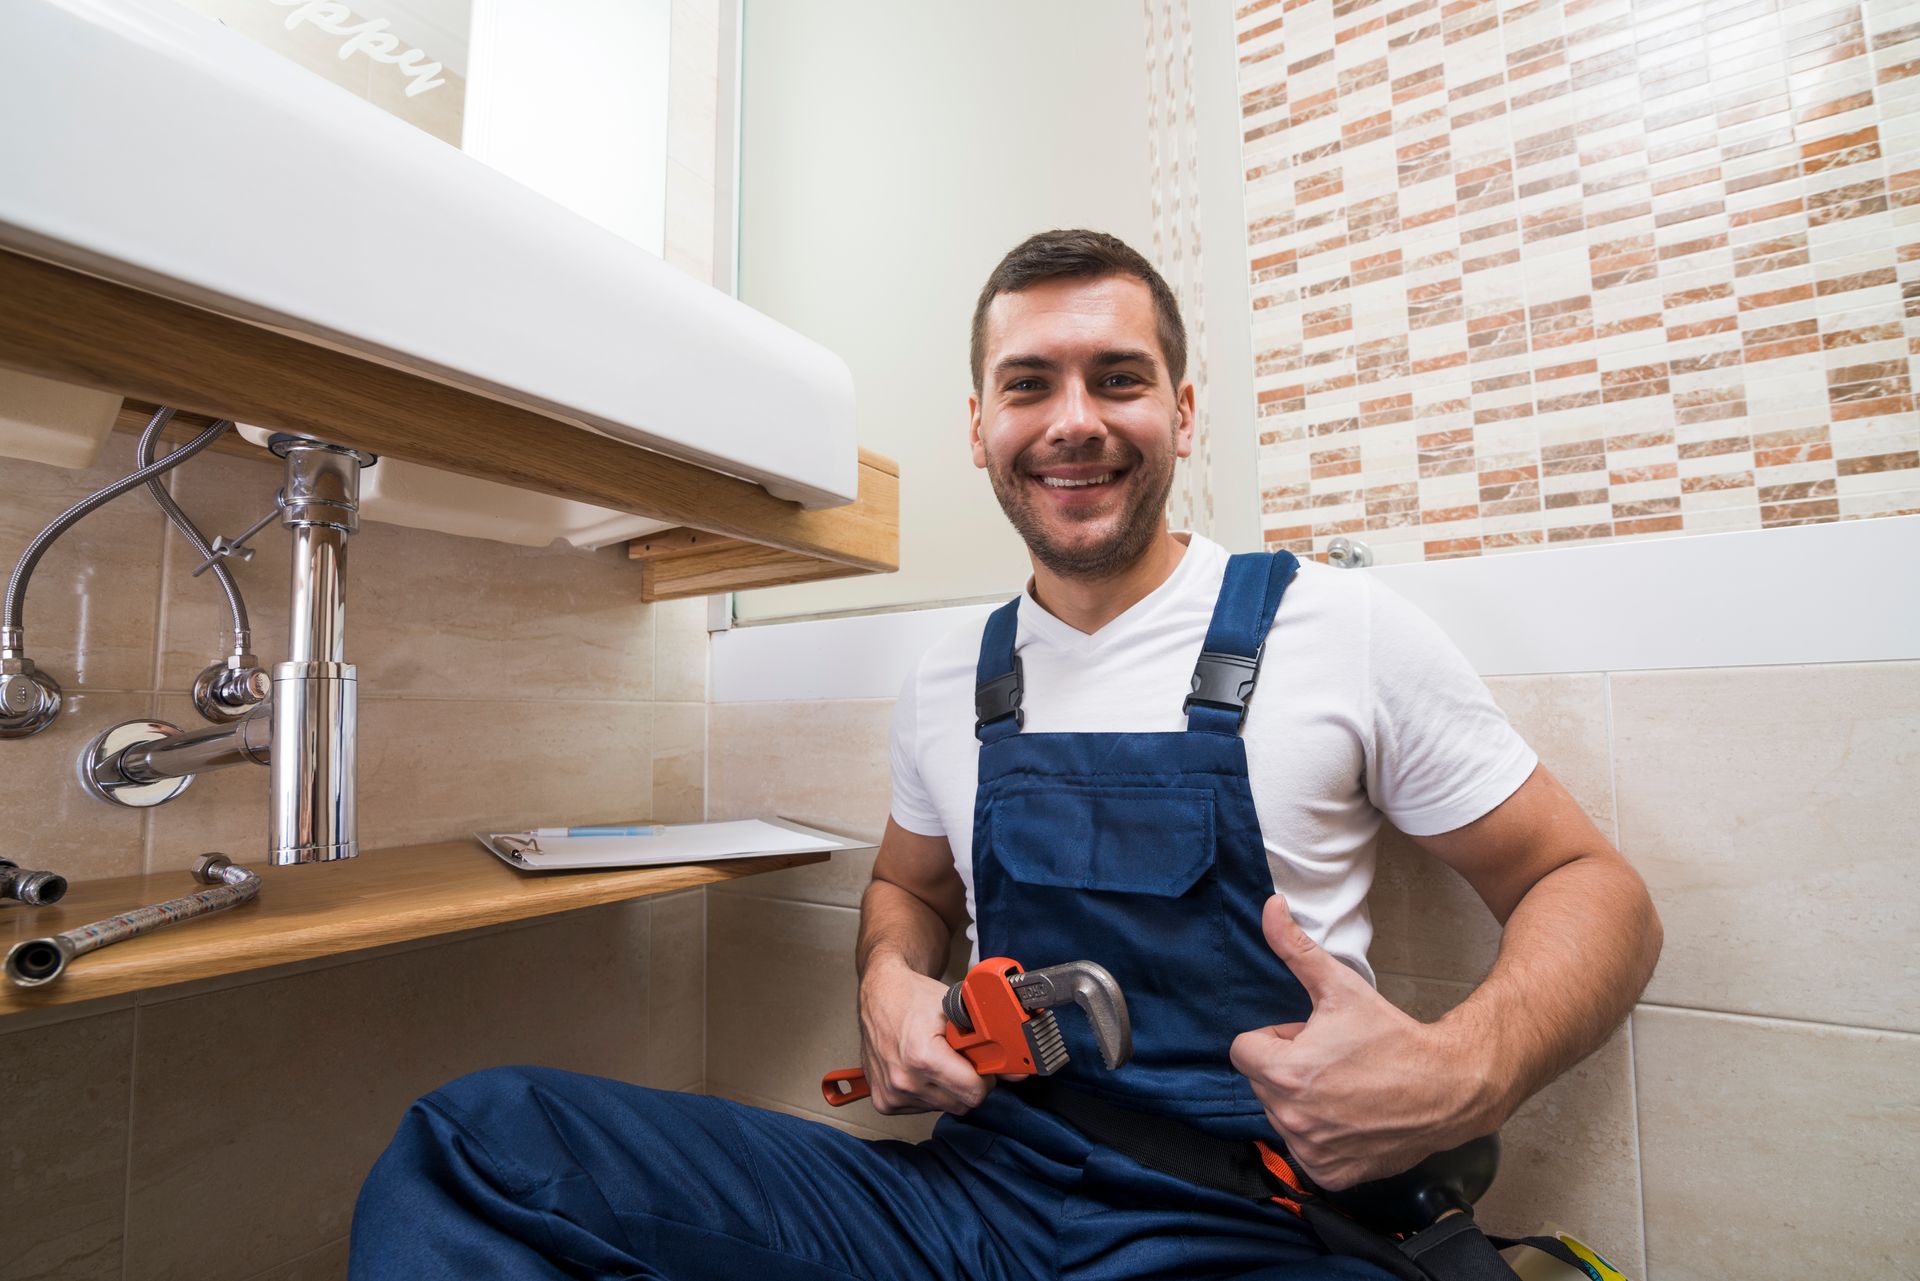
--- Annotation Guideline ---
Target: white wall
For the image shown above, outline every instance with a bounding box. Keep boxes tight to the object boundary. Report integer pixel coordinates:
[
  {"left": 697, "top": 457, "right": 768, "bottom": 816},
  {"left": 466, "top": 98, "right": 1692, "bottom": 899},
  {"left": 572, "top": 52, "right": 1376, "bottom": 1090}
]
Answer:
[
  {"left": 465, "top": 0, "right": 671, "bottom": 254},
  {"left": 732, "top": 0, "right": 1155, "bottom": 620},
  {"left": 714, "top": 515, "right": 1920, "bottom": 700}
]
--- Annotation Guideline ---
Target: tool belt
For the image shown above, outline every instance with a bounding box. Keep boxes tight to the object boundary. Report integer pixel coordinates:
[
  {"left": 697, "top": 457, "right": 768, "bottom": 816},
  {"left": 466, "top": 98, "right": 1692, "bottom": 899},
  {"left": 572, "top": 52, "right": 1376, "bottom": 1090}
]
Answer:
[{"left": 1020, "top": 1080, "right": 1602, "bottom": 1281}]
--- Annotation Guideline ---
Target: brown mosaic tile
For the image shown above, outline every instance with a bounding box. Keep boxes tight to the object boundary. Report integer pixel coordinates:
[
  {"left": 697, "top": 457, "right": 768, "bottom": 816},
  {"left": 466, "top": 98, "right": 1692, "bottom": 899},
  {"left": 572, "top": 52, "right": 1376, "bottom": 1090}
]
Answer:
[
  {"left": 1614, "top": 513, "right": 1686, "bottom": 533},
  {"left": 1836, "top": 450, "right": 1920, "bottom": 476},
  {"left": 1604, "top": 428, "right": 1675, "bottom": 452},
  {"left": 1681, "top": 469, "right": 1756, "bottom": 492},
  {"left": 1237, "top": 0, "right": 1914, "bottom": 559}
]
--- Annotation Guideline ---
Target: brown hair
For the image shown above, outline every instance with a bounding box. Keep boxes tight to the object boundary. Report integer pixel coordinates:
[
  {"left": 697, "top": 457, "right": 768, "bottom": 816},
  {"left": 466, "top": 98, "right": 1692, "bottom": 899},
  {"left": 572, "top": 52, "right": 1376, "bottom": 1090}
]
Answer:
[{"left": 969, "top": 229, "right": 1187, "bottom": 394}]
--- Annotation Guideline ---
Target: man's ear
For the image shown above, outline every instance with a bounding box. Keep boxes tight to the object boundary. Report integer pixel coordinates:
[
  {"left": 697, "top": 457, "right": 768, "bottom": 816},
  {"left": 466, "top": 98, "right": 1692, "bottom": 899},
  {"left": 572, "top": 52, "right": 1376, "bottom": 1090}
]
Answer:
[
  {"left": 1174, "top": 380, "right": 1196, "bottom": 460},
  {"left": 969, "top": 394, "right": 988, "bottom": 469}
]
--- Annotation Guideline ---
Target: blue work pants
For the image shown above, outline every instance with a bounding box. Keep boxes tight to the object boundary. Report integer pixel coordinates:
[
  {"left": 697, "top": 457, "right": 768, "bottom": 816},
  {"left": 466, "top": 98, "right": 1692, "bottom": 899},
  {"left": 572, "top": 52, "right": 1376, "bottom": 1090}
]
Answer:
[{"left": 349, "top": 1065, "right": 1391, "bottom": 1280}]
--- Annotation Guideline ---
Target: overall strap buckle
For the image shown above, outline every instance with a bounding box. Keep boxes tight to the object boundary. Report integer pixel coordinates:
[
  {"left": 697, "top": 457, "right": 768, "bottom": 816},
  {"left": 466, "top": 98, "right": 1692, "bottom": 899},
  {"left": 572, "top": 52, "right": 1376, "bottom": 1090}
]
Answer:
[
  {"left": 1184, "top": 648, "right": 1262, "bottom": 730},
  {"left": 974, "top": 655, "right": 1025, "bottom": 739}
]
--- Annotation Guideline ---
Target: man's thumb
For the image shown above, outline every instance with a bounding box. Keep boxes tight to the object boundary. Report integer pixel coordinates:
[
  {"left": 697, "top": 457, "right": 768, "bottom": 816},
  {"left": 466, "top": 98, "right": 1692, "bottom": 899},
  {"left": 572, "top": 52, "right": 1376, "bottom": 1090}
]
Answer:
[{"left": 1260, "top": 894, "right": 1357, "bottom": 1001}]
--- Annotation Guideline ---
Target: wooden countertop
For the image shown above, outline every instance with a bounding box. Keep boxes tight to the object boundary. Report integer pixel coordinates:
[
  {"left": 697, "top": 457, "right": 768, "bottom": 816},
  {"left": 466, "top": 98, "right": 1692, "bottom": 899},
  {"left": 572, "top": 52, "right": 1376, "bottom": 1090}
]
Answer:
[
  {"left": 0, "top": 840, "right": 825, "bottom": 1018},
  {"left": 0, "top": 247, "right": 898, "bottom": 601}
]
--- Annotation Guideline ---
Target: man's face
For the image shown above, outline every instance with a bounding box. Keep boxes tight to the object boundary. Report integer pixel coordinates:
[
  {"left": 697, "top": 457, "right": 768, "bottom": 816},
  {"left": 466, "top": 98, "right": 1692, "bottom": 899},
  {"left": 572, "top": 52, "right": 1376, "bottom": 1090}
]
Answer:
[{"left": 969, "top": 275, "right": 1194, "bottom": 581}]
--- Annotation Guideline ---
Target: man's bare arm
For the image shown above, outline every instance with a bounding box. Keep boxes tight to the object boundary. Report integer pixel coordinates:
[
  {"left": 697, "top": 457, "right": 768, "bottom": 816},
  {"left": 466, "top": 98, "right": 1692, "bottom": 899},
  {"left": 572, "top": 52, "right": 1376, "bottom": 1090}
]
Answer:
[
  {"left": 1230, "top": 763, "right": 1661, "bottom": 1188},
  {"left": 857, "top": 818, "right": 969, "bottom": 981},
  {"left": 854, "top": 819, "right": 991, "bottom": 1114},
  {"left": 1410, "top": 762, "right": 1663, "bottom": 1120}
]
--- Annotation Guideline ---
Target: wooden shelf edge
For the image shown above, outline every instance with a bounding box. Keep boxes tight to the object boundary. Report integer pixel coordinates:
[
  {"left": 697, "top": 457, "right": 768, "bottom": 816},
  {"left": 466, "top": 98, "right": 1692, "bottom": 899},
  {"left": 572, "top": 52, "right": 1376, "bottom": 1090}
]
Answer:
[
  {"left": 0, "top": 248, "right": 898, "bottom": 575},
  {"left": 626, "top": 448, "right": 899, "bottom": 599},
  {"left": 0, "top": 841, "right": 829, "bottom": 1019}
]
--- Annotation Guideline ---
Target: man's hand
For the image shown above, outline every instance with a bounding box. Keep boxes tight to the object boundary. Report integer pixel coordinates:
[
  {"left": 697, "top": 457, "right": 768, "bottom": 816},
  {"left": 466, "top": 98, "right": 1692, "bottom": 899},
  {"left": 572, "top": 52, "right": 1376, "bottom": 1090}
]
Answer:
[
  {"left": 857, "top": 955, "right": 993, "bottom": 1115},
  {"left": 1229, "top": 895, "right": 1499, "bottom": 1191}
]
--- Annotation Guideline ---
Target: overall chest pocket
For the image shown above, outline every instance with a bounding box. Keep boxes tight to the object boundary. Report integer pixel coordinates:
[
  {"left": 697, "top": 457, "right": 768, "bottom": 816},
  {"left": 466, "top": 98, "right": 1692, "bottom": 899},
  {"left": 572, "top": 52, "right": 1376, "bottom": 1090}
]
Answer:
[{"left": 986, "top": 784, "right": 1216, "bottom": 897}]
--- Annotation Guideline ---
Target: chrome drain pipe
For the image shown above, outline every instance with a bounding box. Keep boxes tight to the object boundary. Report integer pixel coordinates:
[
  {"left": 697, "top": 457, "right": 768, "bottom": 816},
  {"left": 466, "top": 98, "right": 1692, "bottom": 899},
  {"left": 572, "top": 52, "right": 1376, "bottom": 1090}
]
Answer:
[
  {"left": 3, "top": 854, "right": 260, "bottom": 988},
  {"left": 269, "top": 436, "right": 372, "bottom": 864}
]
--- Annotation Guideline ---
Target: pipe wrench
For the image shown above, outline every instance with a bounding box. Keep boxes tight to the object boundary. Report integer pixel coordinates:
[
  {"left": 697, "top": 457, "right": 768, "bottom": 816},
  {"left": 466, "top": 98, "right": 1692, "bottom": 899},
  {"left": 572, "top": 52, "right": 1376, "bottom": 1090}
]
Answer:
[{"left": 822, "top": 956, "right": 1131, "bottom": 1106}]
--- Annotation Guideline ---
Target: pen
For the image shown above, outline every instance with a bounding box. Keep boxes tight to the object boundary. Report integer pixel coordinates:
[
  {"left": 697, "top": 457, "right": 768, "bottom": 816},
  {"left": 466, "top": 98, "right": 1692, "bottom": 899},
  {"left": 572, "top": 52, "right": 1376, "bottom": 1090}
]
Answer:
[{"left": 528, "top": 825, "right": 664, "bottom": 838}]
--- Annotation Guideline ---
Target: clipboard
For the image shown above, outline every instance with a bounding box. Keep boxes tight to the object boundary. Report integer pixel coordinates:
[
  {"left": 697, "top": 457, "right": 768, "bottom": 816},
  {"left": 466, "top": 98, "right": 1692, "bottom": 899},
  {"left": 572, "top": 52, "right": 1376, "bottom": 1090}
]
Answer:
[{"left": 476, "top": 817, "right": 863, "bottom": 872}]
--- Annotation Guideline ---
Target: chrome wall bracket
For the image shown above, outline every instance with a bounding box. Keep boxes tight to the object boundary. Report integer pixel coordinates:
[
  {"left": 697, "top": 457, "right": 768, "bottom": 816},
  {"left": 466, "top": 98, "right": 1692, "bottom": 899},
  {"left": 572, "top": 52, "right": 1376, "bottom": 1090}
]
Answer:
[
  {"left": 78, "top": 719, "right": 196, "bottom": 807},
  {"left": 78, "top": 708, "right": 272, "bottom": 808}
]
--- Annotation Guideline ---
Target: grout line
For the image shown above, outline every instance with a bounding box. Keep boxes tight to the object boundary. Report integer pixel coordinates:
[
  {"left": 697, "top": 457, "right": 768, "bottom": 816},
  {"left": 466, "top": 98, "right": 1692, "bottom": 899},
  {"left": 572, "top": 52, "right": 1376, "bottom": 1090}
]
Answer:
[
  {"left": 1625, "top": 1012, "right": 1652, "bottom": 1281},
  {"left": 706, "top": 885, "right": 864, "bottom": 913},
  {"left": 1630, "top": 999, "right": 1920, "bottom": 1039},
  {"left": 231, "top": 1235, "right": 351, "bottom": 1281},
  {"left": 119, "top": 1002, "right": 140, "bottom": 1281}
]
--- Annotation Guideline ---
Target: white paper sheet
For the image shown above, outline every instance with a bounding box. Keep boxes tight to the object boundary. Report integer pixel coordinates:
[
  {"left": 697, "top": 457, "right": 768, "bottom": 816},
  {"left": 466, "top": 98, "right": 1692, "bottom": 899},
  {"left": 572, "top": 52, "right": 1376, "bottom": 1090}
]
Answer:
[{"left": 476, "top": 817, "right": 861, "bottom": 871}]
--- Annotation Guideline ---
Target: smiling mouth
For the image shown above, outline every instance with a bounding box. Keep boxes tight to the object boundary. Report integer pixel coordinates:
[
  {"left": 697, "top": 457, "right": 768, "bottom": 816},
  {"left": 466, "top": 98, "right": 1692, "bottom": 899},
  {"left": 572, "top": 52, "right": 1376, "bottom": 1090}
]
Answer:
[{"left": 1039, "top": 472, "right": 1118, "bottom": 489}]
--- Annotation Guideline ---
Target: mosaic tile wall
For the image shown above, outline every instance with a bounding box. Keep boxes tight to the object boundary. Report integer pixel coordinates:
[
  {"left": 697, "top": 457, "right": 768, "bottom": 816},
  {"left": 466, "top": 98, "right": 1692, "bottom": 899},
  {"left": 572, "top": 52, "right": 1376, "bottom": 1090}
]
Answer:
[{"left": 1236, "top": 0, "right": 1920, "bottom": 562}]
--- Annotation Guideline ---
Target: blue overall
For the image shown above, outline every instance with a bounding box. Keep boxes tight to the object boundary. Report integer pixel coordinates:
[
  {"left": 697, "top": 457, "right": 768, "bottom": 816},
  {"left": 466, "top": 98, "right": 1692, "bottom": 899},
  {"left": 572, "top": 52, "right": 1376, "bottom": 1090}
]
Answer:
[{"left": 350, "top": 552, "right": 1391, "bottom": 1280}]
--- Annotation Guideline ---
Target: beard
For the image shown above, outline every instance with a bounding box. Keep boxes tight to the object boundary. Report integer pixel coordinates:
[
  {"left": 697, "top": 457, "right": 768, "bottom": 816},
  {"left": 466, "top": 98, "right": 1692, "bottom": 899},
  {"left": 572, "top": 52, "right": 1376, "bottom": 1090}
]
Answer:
[{"left": 983, "top": 424, "right": 1180, "bottom": 582}]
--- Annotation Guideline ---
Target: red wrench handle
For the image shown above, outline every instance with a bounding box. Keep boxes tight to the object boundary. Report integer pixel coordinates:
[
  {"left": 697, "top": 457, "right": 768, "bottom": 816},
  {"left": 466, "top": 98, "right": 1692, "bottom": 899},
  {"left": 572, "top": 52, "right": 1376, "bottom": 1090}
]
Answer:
[{"left": 820, "top": 1068, "right": 871, "bottom": 1107}]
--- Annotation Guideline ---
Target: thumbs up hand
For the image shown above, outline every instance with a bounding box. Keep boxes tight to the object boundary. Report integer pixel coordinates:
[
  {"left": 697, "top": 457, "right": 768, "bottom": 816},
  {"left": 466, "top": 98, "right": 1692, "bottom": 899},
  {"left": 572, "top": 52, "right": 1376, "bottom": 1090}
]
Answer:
[{"left": 1228, "top": 895, "right": 1499, "bottom": 1191}]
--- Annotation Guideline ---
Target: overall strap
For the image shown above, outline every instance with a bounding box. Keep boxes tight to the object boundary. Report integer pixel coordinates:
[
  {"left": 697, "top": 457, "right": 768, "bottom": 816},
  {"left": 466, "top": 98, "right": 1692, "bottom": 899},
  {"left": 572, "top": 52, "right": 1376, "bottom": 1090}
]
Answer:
[
  {"left": 1184, "top": 551, "right": 1301, "bottom": 735},
  {"left": 973, "top": 599, "right": 1024, "bottom": 742}
]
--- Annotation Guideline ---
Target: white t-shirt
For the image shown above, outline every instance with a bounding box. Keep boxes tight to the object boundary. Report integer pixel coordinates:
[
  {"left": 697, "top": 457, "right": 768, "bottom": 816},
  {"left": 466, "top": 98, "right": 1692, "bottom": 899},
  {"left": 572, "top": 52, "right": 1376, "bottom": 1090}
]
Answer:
[{"left": 889, "top": 534, "right": 1537, "bottom": 985}]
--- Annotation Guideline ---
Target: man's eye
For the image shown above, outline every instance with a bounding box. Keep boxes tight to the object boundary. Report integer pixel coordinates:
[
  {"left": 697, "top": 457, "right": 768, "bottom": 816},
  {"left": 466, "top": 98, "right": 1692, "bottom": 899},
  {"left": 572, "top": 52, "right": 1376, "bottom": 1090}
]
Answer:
[
  {"left": 1103, "top": 373, "right": 1144, "bottom": 388},
  {"left": 1006, "top": 378, "right": 1044, "bottom": 393}
]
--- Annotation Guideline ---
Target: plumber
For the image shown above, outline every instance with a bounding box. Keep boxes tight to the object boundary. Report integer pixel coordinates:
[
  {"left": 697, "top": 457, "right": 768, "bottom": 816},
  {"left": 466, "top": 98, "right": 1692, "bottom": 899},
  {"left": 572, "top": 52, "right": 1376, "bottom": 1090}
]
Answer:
[{"left": 349, "top": 230, "right": 1663, "bottom": 1279}]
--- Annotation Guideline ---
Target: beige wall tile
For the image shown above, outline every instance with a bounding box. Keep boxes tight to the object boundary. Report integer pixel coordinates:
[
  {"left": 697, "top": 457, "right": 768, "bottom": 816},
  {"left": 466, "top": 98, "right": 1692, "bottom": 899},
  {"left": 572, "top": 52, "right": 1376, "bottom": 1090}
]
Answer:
[
  {"left": 0, "top": 690, "right": 154, "bottom": 882},
  {"left": 653, "top": 595, "right": 708, "bottom": 702},
  {"left": 1377, "top": 975, "right": 1647, "bottom": 1278},
  {"left": 709, "top": 699, "right": 893, "bottom": 840},
  {"left": 1365, "top": 827, "right": 1502, "bottom": 986},
  {"left": 1613, "top": 662, "right": 1920, "bottom": 1030},
  {"left": 158, "top": 450, "right": 657, "bottom": 703},
  {"left": 145, "top": 696, "right": 653, "bottom": 869},
  {"left": 0, "top": 1009, "right": 133, "bottom": 1281},
  {"left": 241, "top": 1237, "right": 347, "bottom": 1281},
  {"left": 125, "top": 903, "right": 651, "bottom": 1281},
  {"left": 1484, "top": 674, "right": 1614, "bottom": 837},
  {"left": 1635, "top": 1006, "right": 1920, "bottom": 1281},
  {"left": 663, "top": 158, "right": 716, "bottom": 283},
  {"left": 667, "top": 0, "right": 719, "bottom": 188},
  {"left": 711, "top": 845, "right": 879, "bottom": 910},
  {"left": 708, "top": 698, "right": 893, "bottom": 906},
  {"left": 652, "top": 701, "right": 706, "bottom": 823},
  {"left": 706, "top": 893, "right": 930, "bottom": 1142},
  {"left": 1, "top": 432, "right": 165, "bottom": 692},
  {"left": 648, "top": 888, "right": 705, "bottom": 1089},
  {"left": 1369, "top": 676, "right": 1611, "bottom": 985}
]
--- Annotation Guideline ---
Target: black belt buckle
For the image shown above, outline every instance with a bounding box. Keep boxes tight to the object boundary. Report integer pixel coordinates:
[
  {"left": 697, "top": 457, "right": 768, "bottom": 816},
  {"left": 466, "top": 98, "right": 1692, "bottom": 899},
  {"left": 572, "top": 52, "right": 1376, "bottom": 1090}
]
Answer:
[
  {"left": 974, "top": 655, "right": 1025, "bottom": 738},
  {"left": 1184, "top": 648, "right": 1262, "bottom": 729}
]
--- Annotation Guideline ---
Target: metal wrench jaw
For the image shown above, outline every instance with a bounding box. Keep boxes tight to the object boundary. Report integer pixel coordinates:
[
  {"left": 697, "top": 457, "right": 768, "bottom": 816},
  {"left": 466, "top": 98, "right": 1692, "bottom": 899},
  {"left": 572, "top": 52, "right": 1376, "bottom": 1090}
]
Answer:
[{"left": 1011, "top": 960, "right": 1133, "bottom": 1071}]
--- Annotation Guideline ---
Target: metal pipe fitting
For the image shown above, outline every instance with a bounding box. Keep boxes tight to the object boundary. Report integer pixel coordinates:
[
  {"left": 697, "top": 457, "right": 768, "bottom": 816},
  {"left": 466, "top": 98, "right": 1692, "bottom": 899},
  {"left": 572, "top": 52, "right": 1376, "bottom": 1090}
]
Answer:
[
  {"left": 112, "top": 705, "right": 272, "bottom": 785},
  {"left": 4, "top": 854, "right": 260, "bottom": 988},
  {"left": 77, "top": 706, "right": 271, "bottom": 807},
  {"left": 268, "top": 436, "right": 372, "bottom": 864},
  {"left": 0, "top": 858, "right": 67, "bottom": 907},
  {"left": 2, "top": 408, "right": 234, "bottom": 738}
]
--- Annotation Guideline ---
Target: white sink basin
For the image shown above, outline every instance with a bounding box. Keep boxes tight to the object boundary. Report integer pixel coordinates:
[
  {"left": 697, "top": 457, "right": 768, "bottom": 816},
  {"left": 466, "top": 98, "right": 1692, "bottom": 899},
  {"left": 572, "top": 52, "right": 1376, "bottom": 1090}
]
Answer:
[{"left": 0, "top": 0, "right": 857, "bottom": 509}]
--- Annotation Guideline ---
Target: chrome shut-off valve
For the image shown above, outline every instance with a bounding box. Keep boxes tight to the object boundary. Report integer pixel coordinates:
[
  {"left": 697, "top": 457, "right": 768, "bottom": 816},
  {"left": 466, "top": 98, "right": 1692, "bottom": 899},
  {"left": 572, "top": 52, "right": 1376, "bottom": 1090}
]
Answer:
[
  {"left": 192, "top": 654, "right": 272, "bottom": 724},
  {"left": 0, "top": 647, "right": 61, "bottom": 738}
]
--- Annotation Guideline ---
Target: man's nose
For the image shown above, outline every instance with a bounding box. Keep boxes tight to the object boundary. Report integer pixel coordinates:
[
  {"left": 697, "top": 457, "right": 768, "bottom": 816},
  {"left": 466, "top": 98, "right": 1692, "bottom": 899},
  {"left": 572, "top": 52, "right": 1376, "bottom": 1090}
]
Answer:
[{"left": 1044, "top": 378, "right": 1107, "bottom": 446}]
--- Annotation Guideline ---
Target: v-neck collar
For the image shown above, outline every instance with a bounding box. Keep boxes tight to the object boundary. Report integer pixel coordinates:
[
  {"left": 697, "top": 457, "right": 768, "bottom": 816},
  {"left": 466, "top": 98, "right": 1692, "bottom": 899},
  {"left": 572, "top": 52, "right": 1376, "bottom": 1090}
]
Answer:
[{"left": 1017, "top": 533, "right": 1214, "bottom": 655}]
